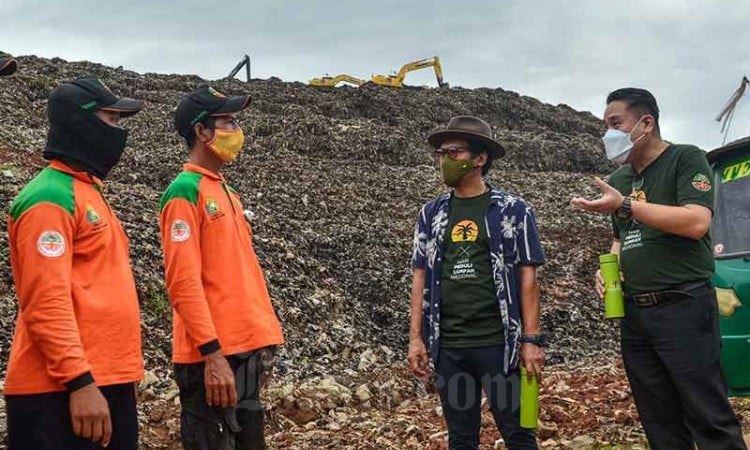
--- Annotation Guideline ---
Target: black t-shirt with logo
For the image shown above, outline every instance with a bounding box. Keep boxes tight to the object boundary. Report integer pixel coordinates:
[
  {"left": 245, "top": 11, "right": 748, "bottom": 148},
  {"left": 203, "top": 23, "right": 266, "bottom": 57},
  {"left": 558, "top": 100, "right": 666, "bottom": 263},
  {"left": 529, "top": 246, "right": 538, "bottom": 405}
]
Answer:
[
  {"left": 609, "top": 144, "right": 715, "bottom": 294},
  {"left": 440, "top": 191, "right": 504, "bottom": 348}
]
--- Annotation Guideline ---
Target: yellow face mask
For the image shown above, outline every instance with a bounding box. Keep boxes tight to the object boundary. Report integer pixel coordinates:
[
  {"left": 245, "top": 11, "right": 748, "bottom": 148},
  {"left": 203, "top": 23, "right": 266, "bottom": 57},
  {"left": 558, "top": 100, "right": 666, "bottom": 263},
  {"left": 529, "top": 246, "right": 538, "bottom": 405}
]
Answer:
[{"left": 207, "top": 128, "right": 245, "bottom": 162}]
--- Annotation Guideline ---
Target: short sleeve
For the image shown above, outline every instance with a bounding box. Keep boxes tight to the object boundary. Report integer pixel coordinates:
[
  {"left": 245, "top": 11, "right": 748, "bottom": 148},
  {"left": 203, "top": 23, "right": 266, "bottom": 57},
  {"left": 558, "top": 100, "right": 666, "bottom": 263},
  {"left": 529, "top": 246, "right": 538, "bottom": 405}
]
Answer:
[
  {"left": 515, "top": 201, "right": 545, "bottom": 266},
  {"left": 410, "top": 204, "right": 429, "bottom": 269},
  {"left": 675, "top": 146, "right": 714, "bottom": 211}
]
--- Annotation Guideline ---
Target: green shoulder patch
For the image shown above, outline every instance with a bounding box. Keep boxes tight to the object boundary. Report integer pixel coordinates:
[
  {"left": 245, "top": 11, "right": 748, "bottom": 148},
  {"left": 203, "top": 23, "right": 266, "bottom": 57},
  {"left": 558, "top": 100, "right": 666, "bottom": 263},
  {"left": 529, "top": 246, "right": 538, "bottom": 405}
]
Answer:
[
  {"left": 691, "top": 173, "right": 712, "bottom": 192},
  {"left": 159, "top": 171, "right": 203, "bottom": 212},
  {"left": 10, "top": 168, "right": 75, "bottom": 221}
]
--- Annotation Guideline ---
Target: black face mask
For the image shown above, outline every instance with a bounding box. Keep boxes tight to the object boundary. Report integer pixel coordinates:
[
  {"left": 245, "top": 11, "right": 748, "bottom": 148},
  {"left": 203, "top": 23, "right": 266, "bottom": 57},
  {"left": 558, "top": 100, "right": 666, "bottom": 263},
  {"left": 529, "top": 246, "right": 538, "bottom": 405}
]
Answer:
[{"left": 43, "top": 99, "right": 128, "bottom": 180}]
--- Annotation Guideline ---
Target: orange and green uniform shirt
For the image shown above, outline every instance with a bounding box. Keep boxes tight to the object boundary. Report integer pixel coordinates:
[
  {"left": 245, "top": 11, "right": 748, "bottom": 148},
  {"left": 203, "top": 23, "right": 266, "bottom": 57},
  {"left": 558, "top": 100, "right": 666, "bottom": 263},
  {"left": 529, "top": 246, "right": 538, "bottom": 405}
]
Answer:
[
  {"left": 159, "top": 163, "right": 284, "bottom": 363},
  {"left": 5, "top": 160, "right": 143, "bottom": 395}
]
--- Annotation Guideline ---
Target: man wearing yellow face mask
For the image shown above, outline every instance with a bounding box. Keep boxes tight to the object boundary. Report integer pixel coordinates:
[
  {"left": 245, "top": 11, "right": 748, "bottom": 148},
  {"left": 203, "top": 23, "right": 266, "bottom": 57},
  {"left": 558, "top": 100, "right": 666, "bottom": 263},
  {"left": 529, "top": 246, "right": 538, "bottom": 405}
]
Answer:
[{"left": 160, "top": 86, "right": 284, "bottom": 450}]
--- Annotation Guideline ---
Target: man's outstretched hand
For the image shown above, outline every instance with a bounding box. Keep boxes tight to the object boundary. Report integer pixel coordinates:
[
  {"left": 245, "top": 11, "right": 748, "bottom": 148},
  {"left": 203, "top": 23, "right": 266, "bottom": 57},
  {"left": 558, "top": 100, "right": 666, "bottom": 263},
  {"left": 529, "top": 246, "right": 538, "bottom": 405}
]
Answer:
[{"left": 571, "top": 177, "right": 625, "bottom": 214}]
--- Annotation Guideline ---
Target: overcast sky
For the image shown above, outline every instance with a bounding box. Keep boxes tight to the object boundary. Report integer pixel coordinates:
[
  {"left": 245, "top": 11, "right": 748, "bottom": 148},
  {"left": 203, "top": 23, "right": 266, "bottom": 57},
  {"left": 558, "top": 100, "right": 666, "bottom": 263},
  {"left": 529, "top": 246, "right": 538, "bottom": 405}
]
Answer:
[{"left": 2, "top": 0, "right": 749, "bottom": 150}]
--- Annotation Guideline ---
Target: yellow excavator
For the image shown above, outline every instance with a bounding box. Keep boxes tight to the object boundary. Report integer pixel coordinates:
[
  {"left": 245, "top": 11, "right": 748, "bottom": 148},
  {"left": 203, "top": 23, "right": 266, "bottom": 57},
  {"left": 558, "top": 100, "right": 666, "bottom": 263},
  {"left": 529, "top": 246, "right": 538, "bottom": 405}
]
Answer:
[
  {"left": 370, "top": 56, "right": 448, "bottom": 88},
  {"left": 309, "top": 74, "right": 365, "bottom": 87}
]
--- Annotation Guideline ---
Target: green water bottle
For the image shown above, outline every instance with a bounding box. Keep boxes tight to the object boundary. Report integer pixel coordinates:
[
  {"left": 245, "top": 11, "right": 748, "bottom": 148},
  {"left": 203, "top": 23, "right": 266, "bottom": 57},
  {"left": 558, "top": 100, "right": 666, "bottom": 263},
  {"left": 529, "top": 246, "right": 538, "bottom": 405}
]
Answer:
[
  {"left": 599, "top": 253, "right": 625, "bottom": 319},
  {"left": 519, "top": 367, "right": 539, "bottom": 429}
]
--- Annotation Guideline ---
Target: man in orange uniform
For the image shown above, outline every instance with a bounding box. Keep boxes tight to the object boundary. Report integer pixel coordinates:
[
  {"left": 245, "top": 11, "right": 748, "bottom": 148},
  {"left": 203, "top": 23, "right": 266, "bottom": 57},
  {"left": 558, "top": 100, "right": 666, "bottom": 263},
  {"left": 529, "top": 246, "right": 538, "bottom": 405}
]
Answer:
[
  {"left": 160, "top": 86, "right": 284, "bottom": 450},
  {"left": 4, "top": 76, "right": 144, "bottom": 449}
]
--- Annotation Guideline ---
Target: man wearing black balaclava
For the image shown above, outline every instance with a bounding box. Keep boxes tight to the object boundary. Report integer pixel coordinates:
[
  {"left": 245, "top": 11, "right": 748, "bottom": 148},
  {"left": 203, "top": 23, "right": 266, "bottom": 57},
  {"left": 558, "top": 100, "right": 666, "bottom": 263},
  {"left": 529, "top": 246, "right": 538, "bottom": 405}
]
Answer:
[{"left": 4, "top": 76, "right": 145, "bottom": 450}]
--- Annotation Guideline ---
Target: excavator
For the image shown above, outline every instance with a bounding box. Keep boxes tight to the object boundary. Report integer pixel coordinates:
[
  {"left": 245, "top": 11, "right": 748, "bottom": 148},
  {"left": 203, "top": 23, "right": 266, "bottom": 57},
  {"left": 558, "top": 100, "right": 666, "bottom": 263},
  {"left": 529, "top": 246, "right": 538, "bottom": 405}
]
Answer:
[
  {"left": 309, "top": 74, "right": 365, "bottom": 87},
  {"left": 369, "top": 56, "right": 448, "bottom": 88},
  {"left": 309, "top": 56, "right": 448, "bottom": 89}
]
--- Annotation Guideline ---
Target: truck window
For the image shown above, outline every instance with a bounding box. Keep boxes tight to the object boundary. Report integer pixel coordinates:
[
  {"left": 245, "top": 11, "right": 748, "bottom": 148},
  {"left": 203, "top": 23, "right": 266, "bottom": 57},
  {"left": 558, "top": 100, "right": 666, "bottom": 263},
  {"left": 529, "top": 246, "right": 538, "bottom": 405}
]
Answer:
[{"left": 712, "top": 156, "right": 750, "bottom": 258}]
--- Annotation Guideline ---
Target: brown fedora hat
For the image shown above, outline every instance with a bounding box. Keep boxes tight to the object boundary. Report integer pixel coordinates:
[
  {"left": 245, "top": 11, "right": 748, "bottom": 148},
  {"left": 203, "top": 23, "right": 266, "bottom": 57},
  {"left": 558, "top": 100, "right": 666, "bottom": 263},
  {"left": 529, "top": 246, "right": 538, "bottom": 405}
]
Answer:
[{"left": 427, "top": 115, "right": 505, "bottom": 158}]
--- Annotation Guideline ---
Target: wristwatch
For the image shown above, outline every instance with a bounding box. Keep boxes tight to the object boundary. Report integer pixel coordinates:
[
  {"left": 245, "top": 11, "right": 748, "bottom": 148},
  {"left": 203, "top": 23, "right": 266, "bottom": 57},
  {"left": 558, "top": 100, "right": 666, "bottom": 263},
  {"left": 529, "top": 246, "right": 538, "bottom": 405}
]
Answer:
[
  {"left": 519, "top": 334, "right": 548, "bottom": 347},
  {"left": 616, "top": 196, "right": 632, "bottom": 221}
]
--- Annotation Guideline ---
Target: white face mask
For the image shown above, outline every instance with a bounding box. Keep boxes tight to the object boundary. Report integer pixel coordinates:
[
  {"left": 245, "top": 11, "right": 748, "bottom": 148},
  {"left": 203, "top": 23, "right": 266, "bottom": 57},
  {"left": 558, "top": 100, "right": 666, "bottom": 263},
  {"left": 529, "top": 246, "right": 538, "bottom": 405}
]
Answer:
[{"left": 602, "top": 118, "right": 646, "bottom": 164}]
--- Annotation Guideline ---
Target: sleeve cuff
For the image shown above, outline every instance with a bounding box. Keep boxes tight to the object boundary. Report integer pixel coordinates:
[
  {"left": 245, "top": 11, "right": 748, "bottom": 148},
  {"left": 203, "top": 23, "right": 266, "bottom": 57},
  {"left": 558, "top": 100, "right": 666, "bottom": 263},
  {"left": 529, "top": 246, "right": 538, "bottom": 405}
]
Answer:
[
  {"left": 65, "top": 371, "right": 95, "bottom": 392},
  {"left": 679, "top": 201, "right": 714, "bottom": 213},
  {"left": 198, "top": 339, "right": 221, "bottom": 356},
  {"left": 518, "top": 259, "right": 545, "bottom": 267}
]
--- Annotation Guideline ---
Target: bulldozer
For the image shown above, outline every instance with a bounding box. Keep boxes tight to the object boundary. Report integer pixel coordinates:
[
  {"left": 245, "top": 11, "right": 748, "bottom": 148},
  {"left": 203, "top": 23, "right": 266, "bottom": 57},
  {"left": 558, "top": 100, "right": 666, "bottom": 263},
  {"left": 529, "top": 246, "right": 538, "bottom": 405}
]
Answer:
[
  {"left": 309, "top": 74, "right": 365, "bottom": 88},
  {"left": 369, "top": 56, "right": 448, "bottom": 88}
]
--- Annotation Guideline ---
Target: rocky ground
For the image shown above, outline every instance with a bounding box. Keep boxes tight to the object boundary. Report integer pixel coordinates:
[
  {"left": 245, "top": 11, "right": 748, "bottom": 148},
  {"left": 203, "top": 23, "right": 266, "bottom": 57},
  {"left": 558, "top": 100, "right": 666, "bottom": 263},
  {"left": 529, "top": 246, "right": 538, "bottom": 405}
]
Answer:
[{"left": 0, "top": 55, "right": 748, "bottom": 448}]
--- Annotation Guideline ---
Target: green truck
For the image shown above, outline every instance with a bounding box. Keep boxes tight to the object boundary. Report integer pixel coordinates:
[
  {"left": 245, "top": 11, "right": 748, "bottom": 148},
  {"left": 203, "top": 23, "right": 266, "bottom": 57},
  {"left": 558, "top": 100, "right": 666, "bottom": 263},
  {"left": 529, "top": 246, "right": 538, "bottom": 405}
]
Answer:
[{"left": 707, "top": 137, "right": 750, "bottom": 396}]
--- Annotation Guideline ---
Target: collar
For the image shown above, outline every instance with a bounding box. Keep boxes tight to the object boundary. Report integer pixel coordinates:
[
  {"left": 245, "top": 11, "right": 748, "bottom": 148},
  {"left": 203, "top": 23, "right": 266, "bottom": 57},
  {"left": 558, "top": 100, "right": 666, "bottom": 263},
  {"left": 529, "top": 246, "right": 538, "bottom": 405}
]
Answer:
[
  {"left": 48, "top": 160, "right": 104, "bottom": 188},
  {"left": 449, "top": 182, "right": 493, "bottom": 200},
  {"left": 183, "top": 163, "right": 225, "bottom": 182},
  {"left": 628, "top": 142, "right": 673, "bottom": 176}
]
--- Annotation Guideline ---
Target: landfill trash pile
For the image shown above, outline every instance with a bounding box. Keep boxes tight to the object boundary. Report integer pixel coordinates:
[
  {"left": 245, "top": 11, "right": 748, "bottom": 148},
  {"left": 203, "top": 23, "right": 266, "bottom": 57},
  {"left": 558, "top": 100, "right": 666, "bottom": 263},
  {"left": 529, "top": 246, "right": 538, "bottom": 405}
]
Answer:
[{"left": 6, "top": 55, "right": 740, "bottom": 448}]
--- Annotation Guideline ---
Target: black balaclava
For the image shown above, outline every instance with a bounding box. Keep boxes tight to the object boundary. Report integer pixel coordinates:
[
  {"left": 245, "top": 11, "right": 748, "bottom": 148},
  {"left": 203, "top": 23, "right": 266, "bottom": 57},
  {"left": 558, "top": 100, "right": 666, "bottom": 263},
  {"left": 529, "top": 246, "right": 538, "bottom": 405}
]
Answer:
[{"left": 43, "top": 84, "right": 128, "bottom": 180}]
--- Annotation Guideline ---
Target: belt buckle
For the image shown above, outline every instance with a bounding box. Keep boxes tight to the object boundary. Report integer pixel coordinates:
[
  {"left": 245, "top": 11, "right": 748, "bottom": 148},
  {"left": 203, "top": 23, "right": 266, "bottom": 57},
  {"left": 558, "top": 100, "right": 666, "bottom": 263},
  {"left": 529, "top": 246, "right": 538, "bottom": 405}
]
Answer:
[{"left": 636, "top": 293, "right": 658, "bottom": 307}]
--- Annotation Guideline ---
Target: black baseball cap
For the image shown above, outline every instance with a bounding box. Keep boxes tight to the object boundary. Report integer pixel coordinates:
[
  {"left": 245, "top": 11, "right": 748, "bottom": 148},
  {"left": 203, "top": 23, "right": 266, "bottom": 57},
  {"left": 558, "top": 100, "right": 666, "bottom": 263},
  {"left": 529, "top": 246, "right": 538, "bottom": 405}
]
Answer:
[
  {"left": 50, "top": 76, "right": 144, "bottom": 117},
  {"left": 174, "top": 86, "right": 251, "bottom": 137},
  {"left": 0, "top": 53, "right": 17, "bottom": 76}
]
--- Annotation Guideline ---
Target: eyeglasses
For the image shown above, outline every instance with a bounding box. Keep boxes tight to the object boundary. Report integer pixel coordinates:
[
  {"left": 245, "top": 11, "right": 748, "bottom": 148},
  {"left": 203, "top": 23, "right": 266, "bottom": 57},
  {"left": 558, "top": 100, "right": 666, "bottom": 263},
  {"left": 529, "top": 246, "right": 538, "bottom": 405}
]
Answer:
[{"left": 434, "top": 147, "right": 471, "bottom": 160}]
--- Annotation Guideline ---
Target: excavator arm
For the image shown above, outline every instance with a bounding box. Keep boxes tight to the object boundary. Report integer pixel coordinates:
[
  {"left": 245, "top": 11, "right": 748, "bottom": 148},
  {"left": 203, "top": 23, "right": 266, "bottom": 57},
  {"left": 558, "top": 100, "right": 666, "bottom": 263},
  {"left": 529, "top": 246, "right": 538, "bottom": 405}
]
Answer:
[
  {"left": 371, "top": 56, "right": 448, "bottom": 88},
  {"left": 309, "top": 74, "right": 365, "bottom": 87}
]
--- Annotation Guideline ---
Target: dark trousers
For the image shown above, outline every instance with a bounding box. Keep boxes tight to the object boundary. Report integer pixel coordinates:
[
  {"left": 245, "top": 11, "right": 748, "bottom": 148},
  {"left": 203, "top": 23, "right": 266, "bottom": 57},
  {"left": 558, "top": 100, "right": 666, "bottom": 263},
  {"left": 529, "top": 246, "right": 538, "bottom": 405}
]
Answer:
[
  {"left": 434, "top": 345, "right": 538, "bottom": 450},
  {"left": 621, "top": 284, "right": 746, "bottom": 450},
  {"left": 175, "top": 349, "right": 268, "bottom": 450},
  {"left": 5, "top": 383, "right": 138, "bottom": 450}
]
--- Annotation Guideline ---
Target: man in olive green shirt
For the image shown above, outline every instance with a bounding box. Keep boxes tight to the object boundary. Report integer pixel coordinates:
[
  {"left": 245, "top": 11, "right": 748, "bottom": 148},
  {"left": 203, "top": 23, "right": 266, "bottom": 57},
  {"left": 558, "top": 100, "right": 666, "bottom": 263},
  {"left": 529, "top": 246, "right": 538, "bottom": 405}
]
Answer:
[
  {"left": 608, "top": 143, "right": 715, "bottom": 294},
  {"left": 572, "top": 88, "right": 745, "bottom": 449}
]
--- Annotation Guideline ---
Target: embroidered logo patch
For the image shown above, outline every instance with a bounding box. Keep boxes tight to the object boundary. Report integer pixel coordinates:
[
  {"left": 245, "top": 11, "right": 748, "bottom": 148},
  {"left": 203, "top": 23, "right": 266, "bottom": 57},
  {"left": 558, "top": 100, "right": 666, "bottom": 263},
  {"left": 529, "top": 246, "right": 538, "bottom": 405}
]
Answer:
[
  {"left": 691, "top": 173, "right": 712, "bottom": 192},
  {"left": 206, "top": 197, "right": 220, "bottom": 215},
  {"left": 37, "top": 231, "right": 65, "bottom": 257},
  {"left": 85, "top": 203, "right": 101, "bottom": 224},
  {"left": 170, "top": 220, "right": 191, "bottom": 242}
]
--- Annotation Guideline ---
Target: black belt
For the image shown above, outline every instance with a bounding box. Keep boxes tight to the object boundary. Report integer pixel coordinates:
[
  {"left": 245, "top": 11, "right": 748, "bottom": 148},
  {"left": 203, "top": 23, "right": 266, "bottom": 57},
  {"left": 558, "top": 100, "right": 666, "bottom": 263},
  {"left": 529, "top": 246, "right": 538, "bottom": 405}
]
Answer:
[{"left": 627, "top": 280, "right": 712, "bottom": 307}]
